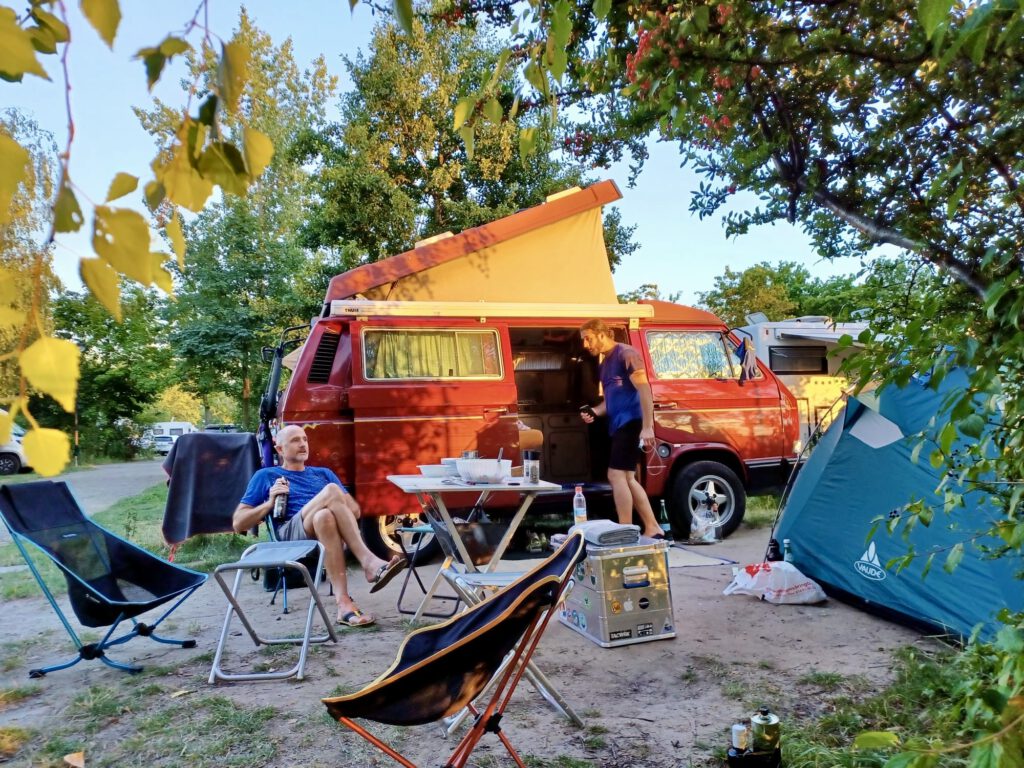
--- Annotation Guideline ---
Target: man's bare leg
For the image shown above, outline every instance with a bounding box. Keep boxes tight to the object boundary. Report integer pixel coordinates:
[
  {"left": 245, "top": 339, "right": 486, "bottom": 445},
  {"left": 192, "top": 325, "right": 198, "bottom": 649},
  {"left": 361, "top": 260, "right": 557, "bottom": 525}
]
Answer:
[
  {"left": 300, "top": 485, "right": 394, "bottom": 583},
  {"left": 307, "top": 508, "right": 357, "bottom": 619},
  {"left": 608, "top": 468, "right": 663, "bottom": 536}
]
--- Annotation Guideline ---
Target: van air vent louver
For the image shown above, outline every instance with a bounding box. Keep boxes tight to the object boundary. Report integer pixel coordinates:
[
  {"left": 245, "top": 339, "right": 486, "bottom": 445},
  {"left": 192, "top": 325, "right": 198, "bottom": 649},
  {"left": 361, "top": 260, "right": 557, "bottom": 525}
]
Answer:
[{"left": 307, "top": 330, "right": 340, "bottom": 383}]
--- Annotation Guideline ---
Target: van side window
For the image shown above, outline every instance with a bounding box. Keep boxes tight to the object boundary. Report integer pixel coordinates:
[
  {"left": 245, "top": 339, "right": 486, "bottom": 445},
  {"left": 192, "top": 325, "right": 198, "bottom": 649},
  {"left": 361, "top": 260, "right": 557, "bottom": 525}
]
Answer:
[
  {"left": 647, "top": 331, "right": 736, "bottom": 379},
  {"left": 363, "top": 329, "right": 503, "bottom": 380}
]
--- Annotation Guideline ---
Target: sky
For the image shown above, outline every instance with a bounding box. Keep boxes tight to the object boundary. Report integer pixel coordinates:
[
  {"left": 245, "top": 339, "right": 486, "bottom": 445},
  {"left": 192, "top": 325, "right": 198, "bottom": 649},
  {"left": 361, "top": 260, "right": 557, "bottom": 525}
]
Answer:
[{"left": 5, "top": 0, "right": 864, "bottom": 306}]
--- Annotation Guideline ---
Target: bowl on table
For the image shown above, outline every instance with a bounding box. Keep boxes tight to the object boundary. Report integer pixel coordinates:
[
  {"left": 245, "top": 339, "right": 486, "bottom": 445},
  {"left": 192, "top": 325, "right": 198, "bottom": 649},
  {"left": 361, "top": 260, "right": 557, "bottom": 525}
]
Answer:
[
  {"left": 418, "top": 465, "right": 451, "bottom": 477},
  {"left": 455, "top": 458, "right": 512, "bottom": 484}
]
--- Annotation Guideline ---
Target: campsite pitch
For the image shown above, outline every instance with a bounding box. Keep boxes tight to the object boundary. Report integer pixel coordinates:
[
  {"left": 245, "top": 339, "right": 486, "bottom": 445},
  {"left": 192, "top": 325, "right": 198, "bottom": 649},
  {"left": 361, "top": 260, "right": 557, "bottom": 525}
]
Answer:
[{"left": 0, "top": 518, "right": 938, "bottom": 767}]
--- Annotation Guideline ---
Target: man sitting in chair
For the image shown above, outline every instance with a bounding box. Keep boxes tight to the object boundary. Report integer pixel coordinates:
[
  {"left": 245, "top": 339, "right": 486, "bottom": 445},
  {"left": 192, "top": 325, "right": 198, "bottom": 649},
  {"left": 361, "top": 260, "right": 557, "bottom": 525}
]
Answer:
[{"left": 233, "top": 424, "right": 406, "bottom": 627}]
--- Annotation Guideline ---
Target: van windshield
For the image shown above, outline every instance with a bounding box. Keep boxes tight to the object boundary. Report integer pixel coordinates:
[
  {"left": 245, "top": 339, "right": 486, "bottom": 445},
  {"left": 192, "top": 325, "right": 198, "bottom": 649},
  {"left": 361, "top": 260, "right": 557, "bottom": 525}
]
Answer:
[{"left": 363, "top": 329, "right": 502, "bottom": 380}]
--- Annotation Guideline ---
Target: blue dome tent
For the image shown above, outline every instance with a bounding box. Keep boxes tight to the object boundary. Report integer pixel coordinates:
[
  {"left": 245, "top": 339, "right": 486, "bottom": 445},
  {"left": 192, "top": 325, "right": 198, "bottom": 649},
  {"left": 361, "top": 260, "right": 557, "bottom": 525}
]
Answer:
[{"left": 775, "top": 368, "right": 1023, "bottom": 641}]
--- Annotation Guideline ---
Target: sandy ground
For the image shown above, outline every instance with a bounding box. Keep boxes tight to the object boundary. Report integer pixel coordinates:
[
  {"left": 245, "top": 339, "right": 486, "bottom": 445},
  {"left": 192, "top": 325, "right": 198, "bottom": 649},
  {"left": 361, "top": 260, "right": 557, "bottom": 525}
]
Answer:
[{"left": 0, "top": 524, "right": 937, "bottom": 767}]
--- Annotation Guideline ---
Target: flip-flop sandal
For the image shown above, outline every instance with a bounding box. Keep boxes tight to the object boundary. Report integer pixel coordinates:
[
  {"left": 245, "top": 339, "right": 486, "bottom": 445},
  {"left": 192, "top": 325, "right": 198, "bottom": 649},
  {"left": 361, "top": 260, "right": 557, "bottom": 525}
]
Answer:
[
  {"left": 369, "top": 557, "right": 407, "bottom": 594},
  {"left": 337, "top": 609, "right": 375, "bottom": 627}
]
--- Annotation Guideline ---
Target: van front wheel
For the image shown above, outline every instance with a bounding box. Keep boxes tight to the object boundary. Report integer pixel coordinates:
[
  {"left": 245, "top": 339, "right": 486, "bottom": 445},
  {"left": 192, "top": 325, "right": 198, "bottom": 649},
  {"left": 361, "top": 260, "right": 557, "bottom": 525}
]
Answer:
[
  {"left": 670, "top": 461, "right": 746, "bottom": 539},
  {"left": 362, "top": 514, "right": 442, "bottom": 563}
]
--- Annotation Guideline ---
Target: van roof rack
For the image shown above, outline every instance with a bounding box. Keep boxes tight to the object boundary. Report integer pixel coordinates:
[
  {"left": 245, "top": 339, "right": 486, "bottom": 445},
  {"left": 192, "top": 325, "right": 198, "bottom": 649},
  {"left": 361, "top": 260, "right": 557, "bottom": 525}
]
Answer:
[{"left": 328, "top": 300, "right": 656, "bottom": 320}]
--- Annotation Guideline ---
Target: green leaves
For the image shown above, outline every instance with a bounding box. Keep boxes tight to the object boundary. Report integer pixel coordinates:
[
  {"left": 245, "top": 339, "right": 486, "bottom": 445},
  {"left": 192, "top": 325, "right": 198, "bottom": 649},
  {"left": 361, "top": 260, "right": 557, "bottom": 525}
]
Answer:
[
  {"left": 593, "top": 0, "right": 611, "bottom": 20},
  {"left": 393, "top": 0, "right": 414, "bottom": 33},
  {"left": 218, "top": 41, "right": 251, "bottom": 114},
  {"left": 519, "top": 126, "right": 538, "bottom": 157},
  {"left": 0, "top": 6, "right": 49, "bottom": 80},
  {"left": 919, "top": 0, "right": 954, "bottom": 39},
  {"left": 80, "top": 0, "right": 121, "bottom": 48},
  {"left": 0, "top": 132, "right": 29, "bottom": 224},
  {"left": 134, "top": 36, "right": 190, "bottom": 91},
  {"left": 854, "top": 731, "right": 902, "bottom": 749},
  {"left": 105, "top": 172, "right": 138, "bottom": 202}
]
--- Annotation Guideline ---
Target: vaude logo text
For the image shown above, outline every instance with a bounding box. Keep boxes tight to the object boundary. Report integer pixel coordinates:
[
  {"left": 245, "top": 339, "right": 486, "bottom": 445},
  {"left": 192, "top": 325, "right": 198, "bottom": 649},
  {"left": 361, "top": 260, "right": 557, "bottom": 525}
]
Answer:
[{"left": 854, "top": 542, "right": 886, "bottom": 581}]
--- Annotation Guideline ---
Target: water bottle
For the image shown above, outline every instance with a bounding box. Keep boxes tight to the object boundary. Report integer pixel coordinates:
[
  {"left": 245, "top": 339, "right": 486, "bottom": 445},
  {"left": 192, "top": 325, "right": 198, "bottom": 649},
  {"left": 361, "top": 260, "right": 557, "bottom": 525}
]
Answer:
[
  {"left": 572, "top": 485, "right": 587, "bottom": 525},
  {"left": 783, "top": 538, "right": 793, "bottom": 563}
]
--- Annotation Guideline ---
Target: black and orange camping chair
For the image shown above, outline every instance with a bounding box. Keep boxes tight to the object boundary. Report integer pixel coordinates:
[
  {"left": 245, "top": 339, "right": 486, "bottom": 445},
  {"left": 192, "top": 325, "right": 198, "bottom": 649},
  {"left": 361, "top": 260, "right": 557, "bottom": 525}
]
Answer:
[
  {"left": 0, "top": 481, "right": 208, "bottom": 678},
  {"left": 322, "top": 530, "right": 586, "bottom": 768}
]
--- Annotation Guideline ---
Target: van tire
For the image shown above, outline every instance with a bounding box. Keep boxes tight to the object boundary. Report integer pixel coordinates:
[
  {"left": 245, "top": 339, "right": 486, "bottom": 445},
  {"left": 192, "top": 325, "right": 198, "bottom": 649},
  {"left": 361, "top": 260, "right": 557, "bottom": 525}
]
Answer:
[
  {"left": 362, "top": 515, "right": 442, "bottom": 563},
  {"left": 670, "top": 461, "right": 745, "bottom": 539},
  {"left": 0, "top": 453, "right": 21, "bottom": 475}
]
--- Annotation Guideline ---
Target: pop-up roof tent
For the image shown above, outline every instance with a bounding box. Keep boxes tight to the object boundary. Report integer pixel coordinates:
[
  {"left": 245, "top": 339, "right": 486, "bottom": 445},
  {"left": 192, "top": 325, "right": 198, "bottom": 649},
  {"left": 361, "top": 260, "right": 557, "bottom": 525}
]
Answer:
[{"left": 775, "top": 367, "right": 1023, "bottom": 641}]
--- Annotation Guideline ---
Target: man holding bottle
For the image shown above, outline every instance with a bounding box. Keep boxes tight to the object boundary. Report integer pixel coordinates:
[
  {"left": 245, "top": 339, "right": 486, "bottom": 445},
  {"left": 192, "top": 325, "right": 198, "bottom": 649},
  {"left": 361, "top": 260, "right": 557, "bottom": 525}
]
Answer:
[
  {"left": 578, "top": 319, "right": 663, "bottom": 539},
  {"left": 233, "top": 424, "right": 406, "bottom": 627}
]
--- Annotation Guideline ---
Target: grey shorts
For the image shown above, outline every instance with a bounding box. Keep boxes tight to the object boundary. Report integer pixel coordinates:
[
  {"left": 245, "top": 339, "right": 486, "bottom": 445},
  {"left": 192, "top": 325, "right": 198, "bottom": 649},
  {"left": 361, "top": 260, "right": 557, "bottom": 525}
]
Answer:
[{"left": 275, "top": 513, "right": 310, "bottom": 541}]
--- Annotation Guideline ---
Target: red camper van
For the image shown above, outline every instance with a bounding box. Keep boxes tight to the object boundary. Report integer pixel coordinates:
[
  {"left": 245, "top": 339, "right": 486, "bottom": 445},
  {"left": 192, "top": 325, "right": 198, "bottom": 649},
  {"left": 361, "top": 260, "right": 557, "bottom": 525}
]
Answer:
[{"left": 268, "top": 183, "right": 801, "bottom": 557}]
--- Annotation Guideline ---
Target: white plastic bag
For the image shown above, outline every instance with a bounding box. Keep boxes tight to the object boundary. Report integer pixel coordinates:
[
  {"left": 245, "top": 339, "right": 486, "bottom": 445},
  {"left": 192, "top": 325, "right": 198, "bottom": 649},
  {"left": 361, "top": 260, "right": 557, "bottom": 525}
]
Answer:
[{"left": 722, "top": 561, "right": 827, "bottom": 604}]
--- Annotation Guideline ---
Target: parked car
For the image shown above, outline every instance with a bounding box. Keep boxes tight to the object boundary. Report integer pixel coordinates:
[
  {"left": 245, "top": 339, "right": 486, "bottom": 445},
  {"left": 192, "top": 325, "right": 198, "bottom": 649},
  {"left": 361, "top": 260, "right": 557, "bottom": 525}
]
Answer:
[
  {"left": 153, "top": 435, "right": 175, "bottom": 456},
  {"left": 0, "top": 422, "right": 29, "bottom": 475}
]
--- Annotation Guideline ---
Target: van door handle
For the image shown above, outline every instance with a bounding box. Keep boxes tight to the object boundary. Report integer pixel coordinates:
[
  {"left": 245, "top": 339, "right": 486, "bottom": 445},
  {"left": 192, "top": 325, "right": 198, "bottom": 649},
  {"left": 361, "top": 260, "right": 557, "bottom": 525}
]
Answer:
[
  {"left": 654, "top": 402, "right": 677, "bottom": 410},
  {"left": 484, "top": 407, "right": 509, "bottom": 414}
]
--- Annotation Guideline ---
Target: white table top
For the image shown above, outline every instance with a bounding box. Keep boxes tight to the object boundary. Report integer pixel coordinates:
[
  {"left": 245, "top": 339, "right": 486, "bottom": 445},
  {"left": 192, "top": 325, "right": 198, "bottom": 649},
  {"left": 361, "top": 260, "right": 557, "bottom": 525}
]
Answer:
[{"left": 387, "top": 474, "right": 563, "bottom": 494}]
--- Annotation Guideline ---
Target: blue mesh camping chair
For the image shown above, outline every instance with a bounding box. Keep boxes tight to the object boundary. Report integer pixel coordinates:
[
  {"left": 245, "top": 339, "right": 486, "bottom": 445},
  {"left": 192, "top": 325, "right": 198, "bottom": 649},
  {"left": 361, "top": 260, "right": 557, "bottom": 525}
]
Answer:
[
  {"left": 0, "top": 481, "right": 208, "bottom": 678},
  {"left": 321, "top": 530, "right": 585, "bottom": 768}
]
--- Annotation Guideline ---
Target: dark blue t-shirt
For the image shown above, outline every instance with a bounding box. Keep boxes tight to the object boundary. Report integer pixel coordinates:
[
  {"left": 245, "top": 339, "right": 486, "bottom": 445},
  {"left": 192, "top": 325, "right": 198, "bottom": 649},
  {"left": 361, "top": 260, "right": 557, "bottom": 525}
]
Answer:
[
  {"left": 240, "top": 466, "right": 346, "bottom": 531},
  {"left": 600, "top": 343, "right": 644, "bottom": 434}
]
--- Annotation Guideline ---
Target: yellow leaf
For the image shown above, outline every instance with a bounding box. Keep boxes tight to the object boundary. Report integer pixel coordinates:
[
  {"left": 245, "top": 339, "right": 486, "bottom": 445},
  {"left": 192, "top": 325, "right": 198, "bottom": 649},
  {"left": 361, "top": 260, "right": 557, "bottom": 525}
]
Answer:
[
  {"left": 218, "top": 41, "right": 250, "bottom": 113},
  {"left": 0, "top": 305, "right": 25, "bottom": 329},
  {"left": 0, "top": 410, "right": 11, "bottom": 444},
  {"left": 166, "top": 212, "right": 185, "bottom": 269},
  {"left": 144, "top": 179, "right": 165, "bottom": 210},
  {"left": 0, "top": 266, "right": 20, "bottom": 304},
  {"left": 155, "top": 152, "right": 212, "bottom": 212},
  {"left": 54, "top": 181, "right": 84, "bottom": 232},
  {"left": 0, "top": 133, "right": 30, "bottom": 225},
  {"left": 151, "top": 257, "right": 173, "bottom": 293},
  {"left": 454, "top": 97, "right": 474, "bottom": 130},
  {"left": 243, "top": 128, "right": 274, "bottom": 178},
  {"left": 23, "top": 428, "right": 71, "bottom": 477},
  {"left": 0, "top": 7, "right": 49, "bottom": 80},
  {"left": 79, "top": 257, "right": 122, "bottom": 320},
  {"left": 19, "top": 336, "right": 80, "bottom": 412},
  {"left": 105, "top": 172, "right": 138, "bottom": 202},
  {"left": 80, "top": 0, "right": 120, "bottom": 48},
  {"left": 92, "top": 206, "right": 154, "bottom": 285}
]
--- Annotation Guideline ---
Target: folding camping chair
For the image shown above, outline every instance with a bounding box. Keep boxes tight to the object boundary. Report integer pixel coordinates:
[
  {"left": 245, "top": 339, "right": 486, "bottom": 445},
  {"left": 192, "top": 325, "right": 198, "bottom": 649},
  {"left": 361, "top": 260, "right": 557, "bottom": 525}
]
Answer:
[
  {"left": 322, "top": 531, "right": 585, "bottom": 768},
  {"left": 0, "top": 481, "right": 208, "bottom": 678},
  {"left": 418, "top": 498, "right": 584, "bottom": 731}
]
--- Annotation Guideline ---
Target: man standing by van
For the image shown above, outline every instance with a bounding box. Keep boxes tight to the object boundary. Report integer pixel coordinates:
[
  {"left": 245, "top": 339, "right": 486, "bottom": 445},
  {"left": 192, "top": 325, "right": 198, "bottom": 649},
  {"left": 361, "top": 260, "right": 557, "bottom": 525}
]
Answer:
[
  {"left": 579, "top": 319, "right": 663, "bottom": 538},
  {"left": 233, "top": 424, "right": 406, "bottom": 627}
]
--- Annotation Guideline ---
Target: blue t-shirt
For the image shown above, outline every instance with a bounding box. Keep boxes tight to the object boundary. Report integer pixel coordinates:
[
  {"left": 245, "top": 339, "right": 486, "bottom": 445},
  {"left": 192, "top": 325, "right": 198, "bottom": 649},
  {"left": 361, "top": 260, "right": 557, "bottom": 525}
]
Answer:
[
  {"left": 600, "top": 343, "right": 644, "bottom": 434},
  {"left": 240, "top": 466, "right": 346, "bottom": 531}
]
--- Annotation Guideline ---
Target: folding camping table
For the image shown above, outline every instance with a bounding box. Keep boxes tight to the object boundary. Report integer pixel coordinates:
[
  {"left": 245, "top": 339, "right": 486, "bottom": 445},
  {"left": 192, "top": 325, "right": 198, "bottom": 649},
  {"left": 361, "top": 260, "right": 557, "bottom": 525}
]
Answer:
[
  {"left": 387, "top": 474, "right": 581, "bottom": 731},
  {"left": 386, "top": 475, "right": 562, "bottom": 622}
]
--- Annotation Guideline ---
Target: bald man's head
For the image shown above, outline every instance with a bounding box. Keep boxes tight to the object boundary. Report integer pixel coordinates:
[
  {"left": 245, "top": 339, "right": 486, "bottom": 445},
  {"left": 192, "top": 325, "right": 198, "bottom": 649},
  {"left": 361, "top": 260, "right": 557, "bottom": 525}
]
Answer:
[{"left": 274, "top": 425, "right": 309, "bottom": 467}]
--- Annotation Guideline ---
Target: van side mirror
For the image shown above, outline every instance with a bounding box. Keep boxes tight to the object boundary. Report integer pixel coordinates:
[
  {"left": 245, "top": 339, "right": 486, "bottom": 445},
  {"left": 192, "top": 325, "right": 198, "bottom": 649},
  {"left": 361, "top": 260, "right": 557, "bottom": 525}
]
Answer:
[{"left": 261, "top": 346, "right": 275, "bottom": 364}]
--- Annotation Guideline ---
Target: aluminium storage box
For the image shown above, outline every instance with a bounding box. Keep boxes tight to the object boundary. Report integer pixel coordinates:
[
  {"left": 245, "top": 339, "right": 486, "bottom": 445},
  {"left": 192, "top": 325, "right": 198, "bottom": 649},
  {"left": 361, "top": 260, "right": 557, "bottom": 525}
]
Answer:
[{"left": 559, "top": 538, "right": 676, "bottom": 648}]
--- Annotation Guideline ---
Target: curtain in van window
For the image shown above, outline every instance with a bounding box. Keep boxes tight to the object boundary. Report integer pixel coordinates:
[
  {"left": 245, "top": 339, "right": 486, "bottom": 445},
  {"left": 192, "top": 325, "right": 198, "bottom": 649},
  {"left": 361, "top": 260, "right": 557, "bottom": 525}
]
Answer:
[
  {"left": 646, "top": 331, "right": 735, "bottom": 379},
  {"left": 365, "top": 330, "right": 501, "bottom": 379}
]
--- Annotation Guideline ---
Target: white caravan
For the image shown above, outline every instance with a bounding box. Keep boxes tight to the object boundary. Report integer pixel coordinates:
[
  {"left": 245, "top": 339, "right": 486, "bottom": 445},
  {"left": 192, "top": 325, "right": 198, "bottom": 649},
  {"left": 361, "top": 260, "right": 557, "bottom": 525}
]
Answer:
[{"left": 735, "top": 314, "right": 868, "bottom": 441}]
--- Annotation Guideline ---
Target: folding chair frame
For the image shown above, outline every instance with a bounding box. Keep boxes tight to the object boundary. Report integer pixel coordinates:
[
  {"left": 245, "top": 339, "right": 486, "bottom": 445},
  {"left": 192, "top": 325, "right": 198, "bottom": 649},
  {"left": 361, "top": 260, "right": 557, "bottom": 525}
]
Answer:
[
  {"left": 395, "top": 523, "right": 460, "bottom": 620},
  {"left": 209, "top": 540, "right": 338, "bottom": 683},
  {"left": 0, "top": 482, "right": 206, "bottom": 678},
  {"left": 337, "top": 580, "right": 558, "bottom": 768},
  {"left": 325, "top": 532, "right": 586, "bottom": 768}
]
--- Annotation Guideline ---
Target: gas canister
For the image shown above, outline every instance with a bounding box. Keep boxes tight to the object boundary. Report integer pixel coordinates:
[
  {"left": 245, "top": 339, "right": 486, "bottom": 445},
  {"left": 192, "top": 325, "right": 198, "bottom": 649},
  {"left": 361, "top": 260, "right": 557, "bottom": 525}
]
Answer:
[{"left": 751, "top": 706, "right": 781, "bottom": 752}]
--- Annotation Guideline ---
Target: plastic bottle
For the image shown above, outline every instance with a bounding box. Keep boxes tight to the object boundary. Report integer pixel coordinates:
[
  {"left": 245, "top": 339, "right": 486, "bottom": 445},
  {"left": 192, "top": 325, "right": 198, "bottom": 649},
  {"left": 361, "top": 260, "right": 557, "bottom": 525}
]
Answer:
[
  {"left": 783, "top": 538, "right": 793, "bottom": 563},
  {"left": 572, "top": 485, "right": 587, "bottom": 525}
]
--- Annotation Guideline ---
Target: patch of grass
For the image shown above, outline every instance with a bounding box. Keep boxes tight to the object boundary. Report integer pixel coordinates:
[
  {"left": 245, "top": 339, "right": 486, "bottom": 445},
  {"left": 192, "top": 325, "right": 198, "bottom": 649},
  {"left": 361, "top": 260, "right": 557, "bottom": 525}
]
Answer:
[
  {"left": 743, "top": 495, "right": 780, "bottom": 529},
  {"left": 679, "top": 665, "right": 699, "bottom": 683},
  {"left": 0, "top": 638, "right": 37, "bottom": 672},
  {"left": 0, "top": 726, "right": 32, "bottom": 758},
  {"left": 721, "top": 680, "right": 747, "bottom": 700},
  {"left": 524, "top": 757, "right": 595, "bottom": 768},
  {"left": 798, "top": 669, "right": 847, "bottom": 691},
  {"left": 0, "top": 686, "right": 39, "bottom": 710}
]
